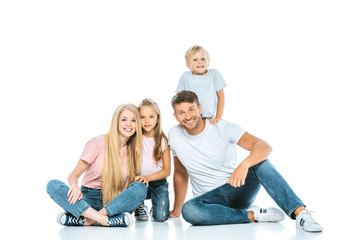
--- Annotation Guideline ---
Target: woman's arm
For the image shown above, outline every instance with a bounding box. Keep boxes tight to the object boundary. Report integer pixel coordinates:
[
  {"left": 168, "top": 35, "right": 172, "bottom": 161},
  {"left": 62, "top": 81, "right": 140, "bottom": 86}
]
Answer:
[{"left": 67, "top": 159, "right": 90, "bottom": 204}]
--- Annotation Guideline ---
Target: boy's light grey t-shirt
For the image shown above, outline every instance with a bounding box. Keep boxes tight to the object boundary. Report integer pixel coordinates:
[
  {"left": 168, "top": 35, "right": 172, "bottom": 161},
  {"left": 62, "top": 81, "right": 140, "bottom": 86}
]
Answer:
[
  {"left": 176, "top": 69, "right": 227, "bottom": 118},
  {"left": 168, "top": 119, "right": 246, "bottom": 197}
]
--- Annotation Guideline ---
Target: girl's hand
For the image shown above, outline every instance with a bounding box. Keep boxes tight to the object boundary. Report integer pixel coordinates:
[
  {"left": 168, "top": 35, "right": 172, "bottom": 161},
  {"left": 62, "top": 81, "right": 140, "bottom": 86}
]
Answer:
[
  {"left": 134, "top": 175, "right": 150, "bottom": 187},
  {"left": 67, "top": 185, "right": 83, "bottom": 205}
]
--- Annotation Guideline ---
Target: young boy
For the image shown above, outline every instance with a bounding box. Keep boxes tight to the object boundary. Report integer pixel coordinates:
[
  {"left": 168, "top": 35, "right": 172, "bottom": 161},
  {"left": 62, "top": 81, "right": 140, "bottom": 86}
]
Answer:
[{"left": 176, "top": 45, "right": 226, "bottom": 124}]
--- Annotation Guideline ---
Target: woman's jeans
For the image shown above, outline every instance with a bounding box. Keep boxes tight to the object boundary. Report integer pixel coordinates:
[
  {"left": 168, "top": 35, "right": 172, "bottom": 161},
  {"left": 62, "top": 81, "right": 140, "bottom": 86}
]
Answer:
[
  {"left": 46, "top": 180, "right": 147, "bottom": 218},
  {"left": 181, "top": 160, "right": 305, "bottom": 225},
  {"left": 146, "top": 178, "right": 169, "bottom": 222}
]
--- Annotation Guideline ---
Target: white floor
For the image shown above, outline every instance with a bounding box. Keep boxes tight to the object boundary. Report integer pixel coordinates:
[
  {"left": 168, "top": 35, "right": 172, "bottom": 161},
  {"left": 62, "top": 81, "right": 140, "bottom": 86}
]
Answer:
[{"left": 31, "top": 209, "right": 352, "bottom": 240}]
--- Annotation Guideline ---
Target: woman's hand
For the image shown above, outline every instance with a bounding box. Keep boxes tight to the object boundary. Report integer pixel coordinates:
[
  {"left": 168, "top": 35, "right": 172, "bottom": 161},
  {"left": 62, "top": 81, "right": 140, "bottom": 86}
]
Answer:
[
  {"left": 67, "top": 185, "right": 83, "bottom": 205},
  {"left": 134, "top": 175, "right": 150, "bottom": 187}
]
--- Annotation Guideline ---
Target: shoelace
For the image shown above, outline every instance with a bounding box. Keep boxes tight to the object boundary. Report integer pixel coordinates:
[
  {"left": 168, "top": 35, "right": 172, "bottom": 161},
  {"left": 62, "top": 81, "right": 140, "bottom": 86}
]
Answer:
[
  {"left": 300, "top": 210, "right": 318, "bottom": 224},
  {"left": 68, "top": 215, "right": 85, "bottom": 225},
  {"left": 137, "top": 204, "right": 149, "bottom": 215},
  {"left": 108, "top": 216, "right": 125, "bottom": 226}
]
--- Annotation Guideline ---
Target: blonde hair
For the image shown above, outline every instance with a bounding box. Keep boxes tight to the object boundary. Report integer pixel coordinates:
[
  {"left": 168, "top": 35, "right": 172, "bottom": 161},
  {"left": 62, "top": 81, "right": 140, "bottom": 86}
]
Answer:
[
  {"left": 102, "top": 104, "right": 142, "bottom": 206},
  {"left": 139, "top": 99, "right": 168, "bottom": 164},
  {"left": 185, "top": 45, "right": 210, "bottom": 65}
]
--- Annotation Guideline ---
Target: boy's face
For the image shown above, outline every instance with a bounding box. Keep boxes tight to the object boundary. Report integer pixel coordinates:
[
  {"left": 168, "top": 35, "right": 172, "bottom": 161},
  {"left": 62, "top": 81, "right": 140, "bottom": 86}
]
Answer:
[{"left": 186, "top": 50, "right": 209, "bottom": 75}]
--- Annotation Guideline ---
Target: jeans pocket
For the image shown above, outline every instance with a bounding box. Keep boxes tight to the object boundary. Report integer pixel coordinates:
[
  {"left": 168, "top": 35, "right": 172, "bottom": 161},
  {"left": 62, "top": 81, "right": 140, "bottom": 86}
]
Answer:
[{"left": 80, "top": 186, "right": 89, "bottom": 194}]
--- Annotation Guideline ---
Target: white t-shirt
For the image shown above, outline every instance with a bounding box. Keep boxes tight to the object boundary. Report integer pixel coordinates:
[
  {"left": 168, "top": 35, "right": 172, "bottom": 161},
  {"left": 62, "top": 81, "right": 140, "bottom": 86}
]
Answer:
[
  {"left": 176, "top": 69, "right": 227, "bottom": 118},
  {"left": 168, "top": 120, "right": 246, "bottom": 197},
  {"left": 140, "top": 135, "right": 168, "bottom": 176}
]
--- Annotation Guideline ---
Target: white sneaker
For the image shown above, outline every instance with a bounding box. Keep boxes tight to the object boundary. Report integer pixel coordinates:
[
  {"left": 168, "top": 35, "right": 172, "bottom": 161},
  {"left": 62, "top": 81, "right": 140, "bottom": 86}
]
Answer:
[
  {"left": 296, "top": 210, "right": 323, "bottom": 232},
  {"left": 248, "top": 205, "right": 285, "bottom": 222}
]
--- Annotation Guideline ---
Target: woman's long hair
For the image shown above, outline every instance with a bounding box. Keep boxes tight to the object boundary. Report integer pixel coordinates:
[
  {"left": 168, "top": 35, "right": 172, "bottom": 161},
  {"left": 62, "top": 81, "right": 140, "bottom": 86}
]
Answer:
[
  {"left": 138, "top": 99, "right": 168, "bottom": 164},
  {"left": 102, "top": 104, "right": 142, "bottom": 205}
]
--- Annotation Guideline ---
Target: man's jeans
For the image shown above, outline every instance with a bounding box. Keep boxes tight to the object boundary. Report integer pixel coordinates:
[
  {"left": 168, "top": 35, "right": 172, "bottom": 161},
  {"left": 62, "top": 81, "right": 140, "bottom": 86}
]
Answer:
[
  {"left": 182, "top": 160, "right": 305, "bottom": 225},
  {"left": 146, "top": 178, "right": 170, "bottom": 222},
  {"left": 47, "top": 180, "right": 147, "bottom": 218}
]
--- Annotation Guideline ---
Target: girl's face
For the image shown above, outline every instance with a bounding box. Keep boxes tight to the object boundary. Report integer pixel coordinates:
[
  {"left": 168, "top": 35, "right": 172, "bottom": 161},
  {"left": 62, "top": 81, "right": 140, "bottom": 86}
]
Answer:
[
  {"left": 118, "top": 109, "right": 136, "bottom": 138},
  {"left": 186, "top": 50, "right": 209, "bottom": 75},
  {"left": 140, "top": 105, "right": 158, "bottom": 137}
]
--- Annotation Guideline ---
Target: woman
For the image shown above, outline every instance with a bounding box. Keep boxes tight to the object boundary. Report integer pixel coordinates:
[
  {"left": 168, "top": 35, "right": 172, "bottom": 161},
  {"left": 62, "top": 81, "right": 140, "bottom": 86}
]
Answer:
[{"left": 47, "top": 104, "right": 147, "bottom": 227}]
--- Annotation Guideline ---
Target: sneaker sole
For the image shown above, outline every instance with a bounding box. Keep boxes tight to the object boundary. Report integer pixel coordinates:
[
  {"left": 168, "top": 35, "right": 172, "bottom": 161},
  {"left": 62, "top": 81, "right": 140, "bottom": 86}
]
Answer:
[{"left": 124, "top": 212, "right": 134, "bottom": 227}]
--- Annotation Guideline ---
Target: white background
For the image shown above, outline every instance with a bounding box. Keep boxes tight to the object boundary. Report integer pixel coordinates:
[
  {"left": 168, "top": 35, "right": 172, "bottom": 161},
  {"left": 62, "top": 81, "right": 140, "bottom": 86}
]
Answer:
[{"left": 1, "top": 0, "right": 359, "bottom": 239}]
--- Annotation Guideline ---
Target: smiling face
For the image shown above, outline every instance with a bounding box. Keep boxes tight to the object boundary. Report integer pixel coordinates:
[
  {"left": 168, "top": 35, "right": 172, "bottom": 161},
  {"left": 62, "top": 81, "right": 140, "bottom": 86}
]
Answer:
[
  {"left": 173, "top": 101, "right": 205, "bottom": 135},
  {"left": 186, "top": 50, "right": 209, "bottom": 75},
  {"left": 118, "top": 109, "right": 136, "bottom": 138},
  {"left": 139, "top": 105, "right": 158, "bottom": 137}
]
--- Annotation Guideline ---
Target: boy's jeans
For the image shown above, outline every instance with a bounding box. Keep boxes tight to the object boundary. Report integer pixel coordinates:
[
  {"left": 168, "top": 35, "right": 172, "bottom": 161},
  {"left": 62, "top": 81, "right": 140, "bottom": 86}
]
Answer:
[
  {"left": 182, "top": 160, "right": 305, "bottom": 225},
  {"left": 47, "top": 180, "right": 147, "bottom": 218},
  {"left": 146, "top": 178, "right": 170, "bottom": 222}
]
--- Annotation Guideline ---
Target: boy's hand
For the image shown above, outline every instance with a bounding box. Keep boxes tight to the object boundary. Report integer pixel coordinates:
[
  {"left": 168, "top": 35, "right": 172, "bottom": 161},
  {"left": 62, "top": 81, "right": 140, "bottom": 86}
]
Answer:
[{"left": 209, "top": 118, "right": 220, "bottom": 125}]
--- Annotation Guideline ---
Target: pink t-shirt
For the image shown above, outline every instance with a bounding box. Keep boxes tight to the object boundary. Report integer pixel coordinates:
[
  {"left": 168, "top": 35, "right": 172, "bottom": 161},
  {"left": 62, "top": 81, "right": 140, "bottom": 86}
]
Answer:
[
  {"left": 140, "top": 136, "right": 168, "bottom": 176},
  {"left": 80, "top": 135, "right": 128, "bottom": 189}
]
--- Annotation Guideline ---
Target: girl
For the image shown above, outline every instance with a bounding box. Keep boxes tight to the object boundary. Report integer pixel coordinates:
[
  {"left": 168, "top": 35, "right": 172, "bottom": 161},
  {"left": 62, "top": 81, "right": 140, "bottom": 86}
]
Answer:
[
  {"left": 134, "top": 99, "right": 171, "bottom": 222},
  {"left": 47, "top": 104, "right": 147, "bottom": 227}
]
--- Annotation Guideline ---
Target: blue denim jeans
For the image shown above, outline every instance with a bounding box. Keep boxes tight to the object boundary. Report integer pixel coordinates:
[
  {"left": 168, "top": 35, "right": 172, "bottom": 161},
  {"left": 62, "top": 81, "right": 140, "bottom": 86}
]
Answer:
[
  {"left": 146, "top": 178, "right": 169, "bottom": 222},
  {"left": 46, "top": 179, "right": 147, "bottom": 218},
  {"left": 181, "top": 160, "right": 305, "bottom": 225}
]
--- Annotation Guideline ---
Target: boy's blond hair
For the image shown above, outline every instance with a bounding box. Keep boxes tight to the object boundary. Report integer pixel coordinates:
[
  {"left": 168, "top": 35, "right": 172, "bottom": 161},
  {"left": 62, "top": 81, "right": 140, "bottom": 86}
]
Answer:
[{"left": 185, "top": 45, "right": 210, "bottom": 65}]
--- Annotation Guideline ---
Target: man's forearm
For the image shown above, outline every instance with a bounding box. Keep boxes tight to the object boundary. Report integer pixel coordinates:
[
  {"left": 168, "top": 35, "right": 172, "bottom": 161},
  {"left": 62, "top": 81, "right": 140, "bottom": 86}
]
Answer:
[{"left": 172, "top": 171, "right": 188, "bottom": 216}]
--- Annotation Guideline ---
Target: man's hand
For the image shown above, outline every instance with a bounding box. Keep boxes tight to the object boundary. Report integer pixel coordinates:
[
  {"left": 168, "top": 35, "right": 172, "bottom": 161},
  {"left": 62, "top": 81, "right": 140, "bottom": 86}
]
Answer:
[
  {"left": 226, "top": 161, "right": 250, "bottom": 187},
  {"left": 170, "top": 209, "right": 181, "bottom": 218}
]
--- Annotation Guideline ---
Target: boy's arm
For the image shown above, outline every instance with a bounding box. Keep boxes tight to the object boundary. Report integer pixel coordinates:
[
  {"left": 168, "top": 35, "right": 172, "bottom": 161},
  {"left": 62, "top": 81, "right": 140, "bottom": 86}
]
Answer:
[
  {"left": 215, "top": 88, "right": 225, "bottom": 120},
  {"left": 170, "top": 156, "right": 189, "bottom": 217}
]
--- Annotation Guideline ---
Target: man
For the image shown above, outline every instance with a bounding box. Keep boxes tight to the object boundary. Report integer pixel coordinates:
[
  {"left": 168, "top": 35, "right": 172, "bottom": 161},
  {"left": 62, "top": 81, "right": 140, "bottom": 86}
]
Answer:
[{"left": 168, "top": 90, "right": 322, "bottom": 232}]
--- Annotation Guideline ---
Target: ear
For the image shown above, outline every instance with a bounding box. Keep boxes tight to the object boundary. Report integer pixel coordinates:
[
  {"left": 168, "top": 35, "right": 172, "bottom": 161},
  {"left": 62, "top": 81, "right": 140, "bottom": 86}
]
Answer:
[
  {"left": 186, "top": 62, "right": 191, "bottom": 70},
  {"left": 199, "top": 104, "right": 202, "bottom": 115}
]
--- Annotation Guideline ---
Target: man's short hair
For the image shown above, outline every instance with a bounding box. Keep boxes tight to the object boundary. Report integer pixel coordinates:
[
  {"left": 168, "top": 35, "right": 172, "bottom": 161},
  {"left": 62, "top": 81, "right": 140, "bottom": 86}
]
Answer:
[{"left": 171, "top": 91, "right": 200, "bottom": 111}]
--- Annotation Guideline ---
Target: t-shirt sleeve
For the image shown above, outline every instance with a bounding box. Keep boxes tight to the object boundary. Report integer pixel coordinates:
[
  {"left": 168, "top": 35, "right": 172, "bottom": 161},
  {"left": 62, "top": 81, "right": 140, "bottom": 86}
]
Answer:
[
  {"left": 80, "top": 137, "right": 102, "bottom": 164},
  {"left": 219, "top": 120, "right": 246, "bottom": 144},
  {"left": 161, "top": 137, "right": 169, "bottom": 152},
  {"left": 176, "top": 73, "right": 186, "bottom": 93},
  {"left": 168, "top": 128, "right": 177, "bottom": 157},
  {"left": 213, "top": 69, "right": 227, "bottom": 91}
]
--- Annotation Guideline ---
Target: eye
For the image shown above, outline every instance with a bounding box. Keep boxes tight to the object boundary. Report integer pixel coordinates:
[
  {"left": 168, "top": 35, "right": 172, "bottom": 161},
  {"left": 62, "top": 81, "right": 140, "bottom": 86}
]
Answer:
[
  {"left": 121, "top": 118, "right": 127, "bottom": 121},
  {"left": 140, "top": 116, "right": 144, "bottom": 119},
  {"left": 201, "top": 58, "right": 206, "bottom": 61},
  {"left": 132, "top": 119, "right": 136, "bottom": 122},
  {"left": 192, "top": 59, "right": 197, "bottom": 61}
]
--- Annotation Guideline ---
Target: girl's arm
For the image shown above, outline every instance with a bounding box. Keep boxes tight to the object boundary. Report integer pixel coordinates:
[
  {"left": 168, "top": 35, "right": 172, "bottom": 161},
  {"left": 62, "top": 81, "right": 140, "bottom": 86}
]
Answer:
[
  {"left": 67, "top": 159, "right": 90, "bottom": 204},
  {"left": 134, "top": 146, "right": 171, "bottom": 186}
]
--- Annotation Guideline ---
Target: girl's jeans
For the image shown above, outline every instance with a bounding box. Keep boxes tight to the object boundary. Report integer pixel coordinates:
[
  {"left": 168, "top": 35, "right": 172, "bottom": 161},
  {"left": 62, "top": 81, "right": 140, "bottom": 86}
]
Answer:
[
  {"left": 181, "top": 160, "right": 305, "bottom": 225},
  {"left": 146, "top": 178, "right": 170, "bottom": 222},
  {"left": 46, "top": 180, "right": 147, "bottom": 218}
]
